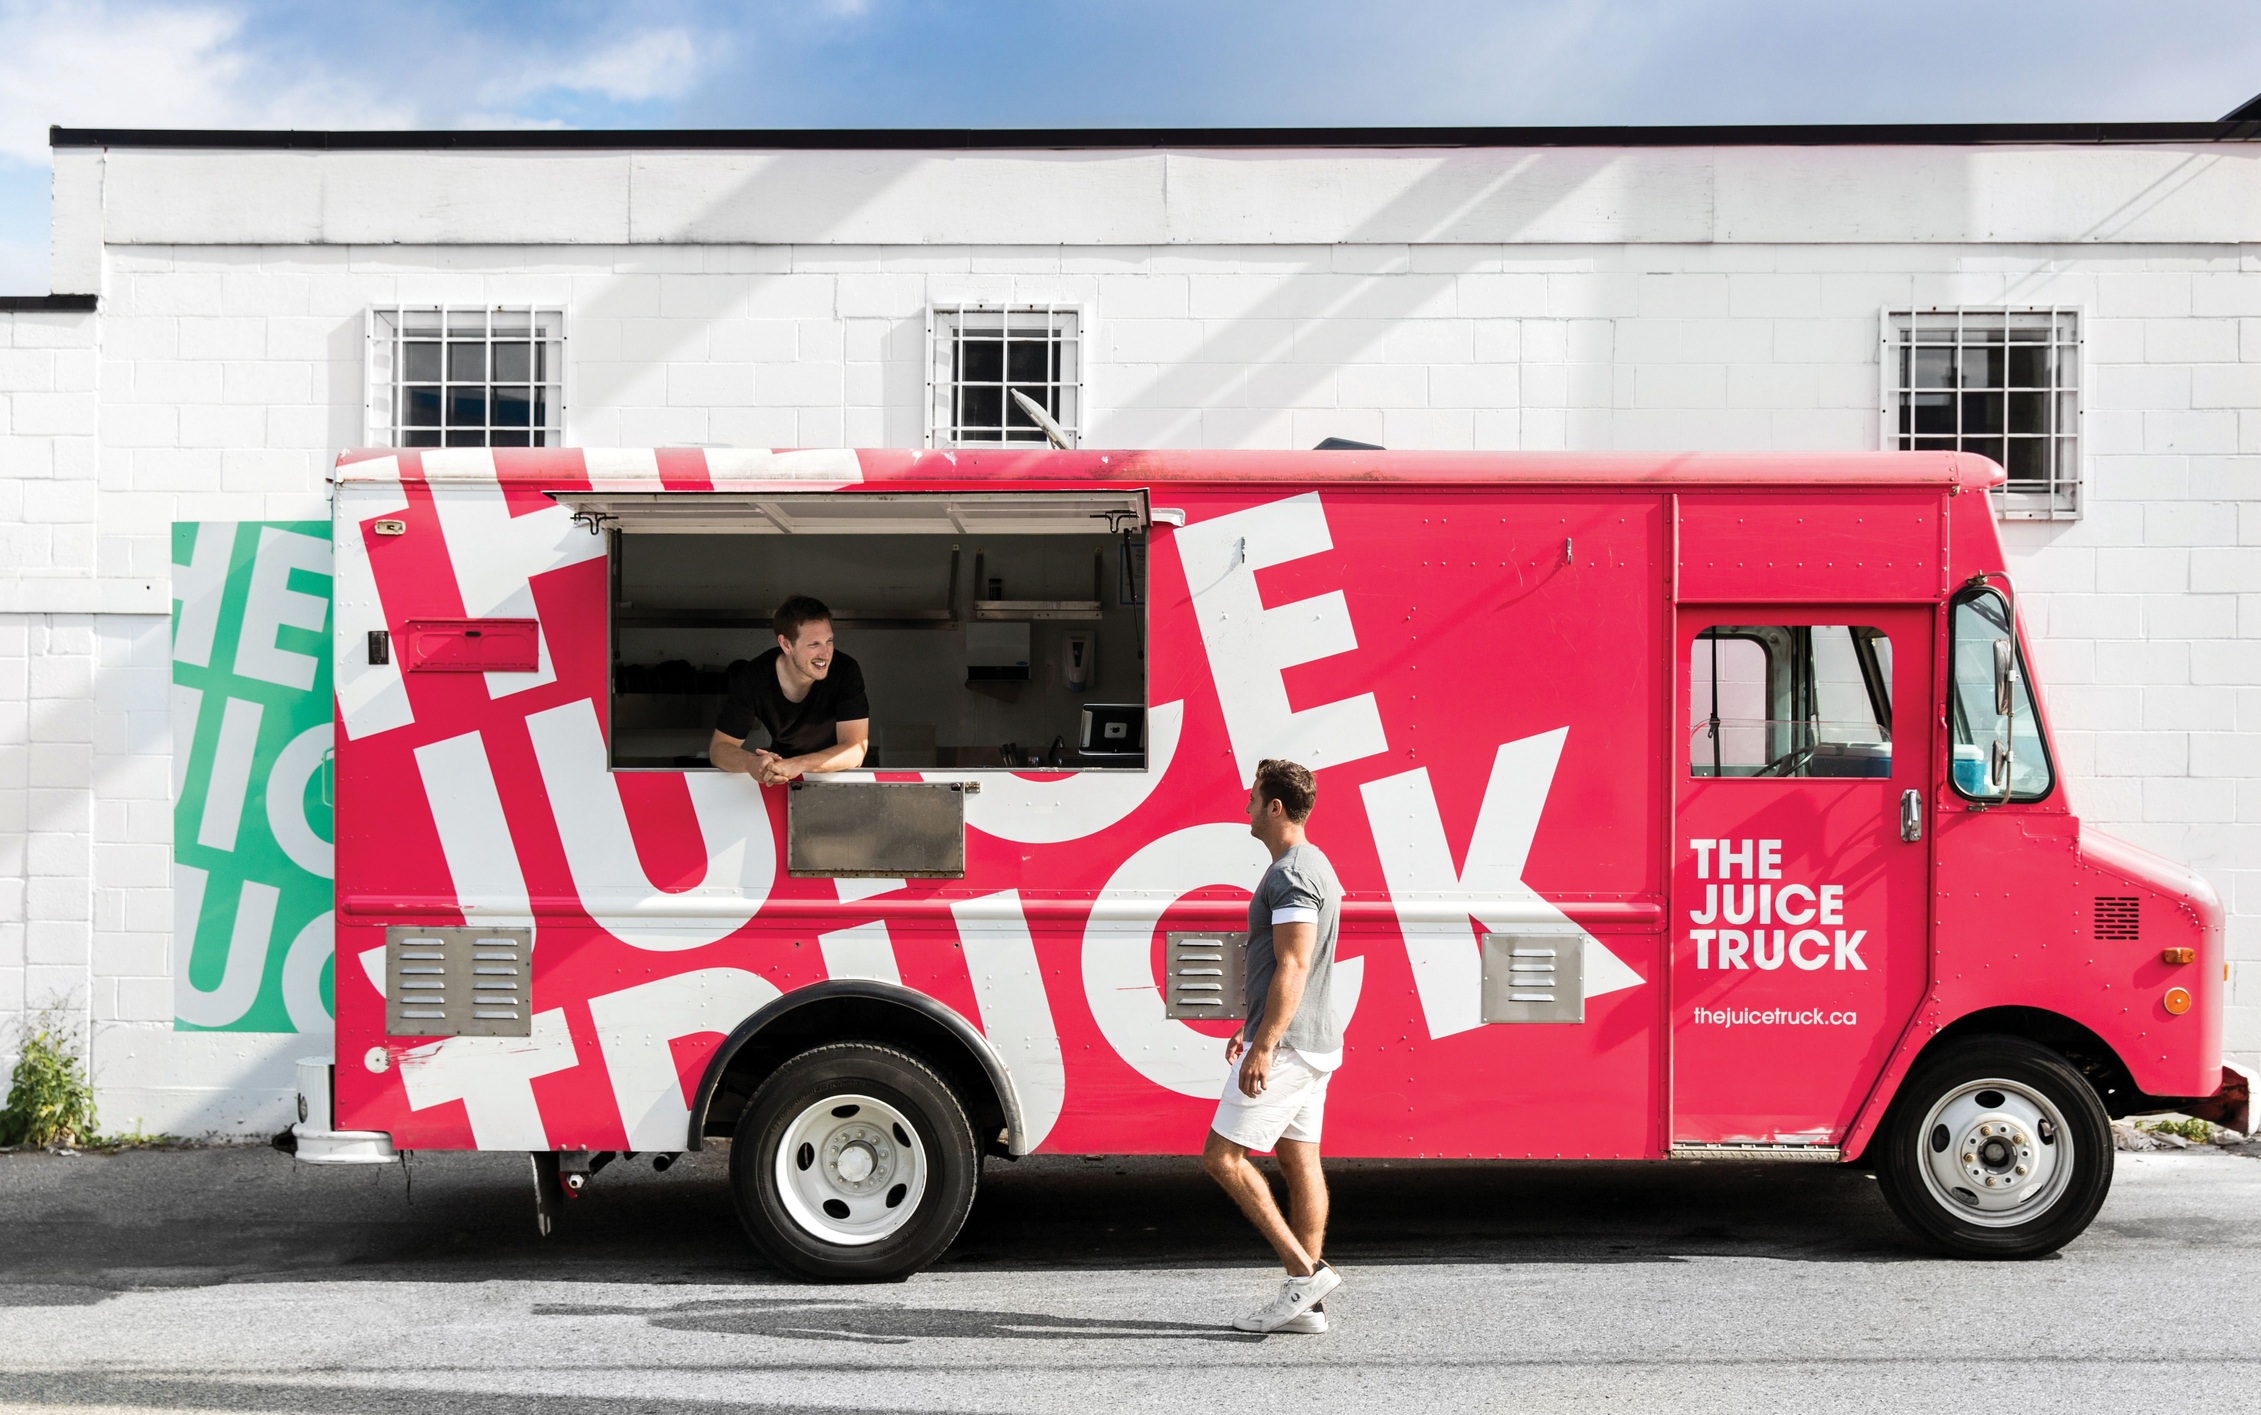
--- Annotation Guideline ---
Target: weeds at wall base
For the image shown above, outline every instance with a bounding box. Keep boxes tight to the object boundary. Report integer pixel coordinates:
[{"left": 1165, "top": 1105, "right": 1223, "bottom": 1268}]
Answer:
[
  {"left": 0, "top": 1008, "right": 99, "bottom": 1148},
  {"left": 2137, "top": 1116, "right": 2224, "bottom": 1143}
]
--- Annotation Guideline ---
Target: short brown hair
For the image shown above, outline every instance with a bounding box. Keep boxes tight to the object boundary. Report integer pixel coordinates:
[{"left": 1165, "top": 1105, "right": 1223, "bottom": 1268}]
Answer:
[
  {"left": 772, "top": 595, "right": 832, "bottom": 643},
  {"left": 1253, "top": 758, "right": 1317, "bottom": 824}
]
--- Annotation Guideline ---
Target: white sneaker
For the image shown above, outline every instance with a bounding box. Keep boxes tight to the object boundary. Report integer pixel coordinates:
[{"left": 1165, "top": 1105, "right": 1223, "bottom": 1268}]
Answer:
[
  {"left": 1272, "top": 1302, "right": 1329, "bottom": 1334},
  {"left": 1232, "top": 1262, "right": 1342, "bottom": 1333}
]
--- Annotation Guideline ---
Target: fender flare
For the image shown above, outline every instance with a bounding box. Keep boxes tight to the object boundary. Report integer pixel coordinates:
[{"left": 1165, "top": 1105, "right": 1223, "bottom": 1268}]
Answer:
[
  {"left": 1841, "top": 1002, "right": 2143, "bottom": 1159},
  {"left": 684, "top": 979, "right": 1030, "bottom": 1155}
]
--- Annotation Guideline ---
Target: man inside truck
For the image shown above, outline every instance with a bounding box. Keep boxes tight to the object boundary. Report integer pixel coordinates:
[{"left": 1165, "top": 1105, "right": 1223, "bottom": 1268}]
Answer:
[{"left": 708, "top": 596, "right": 871, "bottom": 785}]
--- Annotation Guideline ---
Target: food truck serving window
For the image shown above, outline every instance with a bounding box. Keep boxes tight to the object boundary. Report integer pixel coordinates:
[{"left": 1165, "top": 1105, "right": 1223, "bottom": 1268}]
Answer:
[
  {"left": 1689, "top": 625, "right": 1893, "bottom": 778},
  {"left": 555, "top": 491, "right": 1151, "bottom": 772},
  {"left": 1947, "top": 588, "right": 2054, "bottom": 803}
]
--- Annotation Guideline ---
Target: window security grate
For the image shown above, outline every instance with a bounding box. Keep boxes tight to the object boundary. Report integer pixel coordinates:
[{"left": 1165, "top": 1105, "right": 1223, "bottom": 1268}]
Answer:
[
  {"left": 367, "top": 306, "right": 566, "bottom": 449},
  {"left": 2093, "top": 897, "right": 2140, "bottom": 942},
  {"left": 927, "top": 305, "right": 1081, "bottom": 448},
  {"left": 1885, "top": 308, "right": 2081, "bottom": 520}
]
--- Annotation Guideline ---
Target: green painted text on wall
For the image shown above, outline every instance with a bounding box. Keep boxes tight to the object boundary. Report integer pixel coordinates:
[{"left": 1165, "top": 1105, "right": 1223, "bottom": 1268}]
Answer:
[{"left": 171, "top": 521, "right": 334, "bottom": 1033}]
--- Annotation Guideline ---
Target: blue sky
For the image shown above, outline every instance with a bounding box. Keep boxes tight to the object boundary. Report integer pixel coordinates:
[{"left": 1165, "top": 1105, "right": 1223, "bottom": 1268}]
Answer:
[{"left": 5, "top": 0, "right": 2260, "bottom": 292}]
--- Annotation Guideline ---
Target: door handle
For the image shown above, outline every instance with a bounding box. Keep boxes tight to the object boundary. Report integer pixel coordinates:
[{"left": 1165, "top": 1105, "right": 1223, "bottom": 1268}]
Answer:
[{"left": 1900, "top": 788, "right": 1923, "bottom": 843}]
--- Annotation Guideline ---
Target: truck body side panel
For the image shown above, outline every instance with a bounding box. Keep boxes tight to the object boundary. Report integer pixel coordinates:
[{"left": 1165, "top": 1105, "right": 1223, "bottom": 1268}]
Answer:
[
  {"left": 333, "top": 457, "right": 1674, "bottom": 1158},
  {"left": 325, "top": 448, "right": 2222, "bottom": 1160}
]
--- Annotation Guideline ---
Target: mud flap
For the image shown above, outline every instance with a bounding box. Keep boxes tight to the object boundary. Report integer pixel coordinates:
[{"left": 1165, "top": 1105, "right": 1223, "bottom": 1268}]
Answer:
[
  {"left": 530, "top": 1151, "right": 564, "bottom": 1237},
  {"left": 2183, "top": 1063, "right": 2251, "bottom": 1135}
]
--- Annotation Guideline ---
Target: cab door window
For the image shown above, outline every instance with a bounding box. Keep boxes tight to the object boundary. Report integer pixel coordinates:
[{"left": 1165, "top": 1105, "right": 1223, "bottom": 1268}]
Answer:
[
  {"left": 1689, "top": 625, "right": 1893, "bottom": 778},
  {"left": 1948, "top": 589, "right": 2054, "bottom": 802}
]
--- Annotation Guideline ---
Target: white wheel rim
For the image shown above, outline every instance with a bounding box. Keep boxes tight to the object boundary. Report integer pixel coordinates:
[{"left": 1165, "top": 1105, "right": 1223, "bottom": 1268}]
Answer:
[
  {"left": 1916, "top": 1075, "right": 2076, "bottom": 1228},
  {"left": 773, "top": 1093, "right": 928, "bottom": 1247}
]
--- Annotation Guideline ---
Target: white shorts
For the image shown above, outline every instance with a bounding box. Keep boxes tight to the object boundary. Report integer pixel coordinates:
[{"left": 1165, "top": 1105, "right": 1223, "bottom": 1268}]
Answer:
[{"left": 1211, "top": 1047, "right": 1332, "bottom": 1150}]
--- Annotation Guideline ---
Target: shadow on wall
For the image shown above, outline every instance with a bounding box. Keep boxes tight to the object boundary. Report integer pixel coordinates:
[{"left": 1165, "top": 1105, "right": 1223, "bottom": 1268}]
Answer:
[
  {"left": 1116, "top": 150, "right": 1648, "bottom": 448},
  {"left": 15, "top": 634, "right": 99, "bottom": 1049},
  {"left": 561, "top": 145, "right": 1864, "bottom": 452},
  {"left": 328, "top": 315, "right": 367, "bottom": 451}
]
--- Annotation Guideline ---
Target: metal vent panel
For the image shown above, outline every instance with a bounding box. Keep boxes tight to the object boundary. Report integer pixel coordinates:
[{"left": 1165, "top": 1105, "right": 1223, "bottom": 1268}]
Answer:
[
  {"left": 1481, "top": 926, "right": 1586, "bottom": 1024},
  {"left": 1164, "top": 931, "right": 1248, "bottom": 1021},
  {"left": 385, "top": 927, "right": 532, "bottom": 1038},
  {"left": 2094, "top": 896, "right": 2140, "bottom": 941}
]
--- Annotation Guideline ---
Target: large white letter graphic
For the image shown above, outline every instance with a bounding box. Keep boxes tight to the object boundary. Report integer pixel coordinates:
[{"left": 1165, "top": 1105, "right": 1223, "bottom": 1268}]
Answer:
[
  {"left": 818, "top": 922, "right": 901, "bottom": 983},
  {"left": 590, "top": 968, "right": 784, "bottom": 1150},
  {"left": 425, "top": 449, "right": 606, "bottom": 699},
  {"left": 397, "top": 1008, "right": 580, "bottom": 1149},
  {"left": 1083, "top": 824, "right": 1365, "bottom": 1097},
  {"left": 412, "top": 731, "right": 533, "bottom": 920},
  {"left": 1175, "top": 493, "right": 1388, "bottom": 786},
  {"left": 173, "top": 867, "right": 277, "bottom": 1029},
  {"left": 934, "top": 700, "right": 1187, "bottom": 844},
  {"left": 235, "top": 527, "right": 332, "bottom": 691},
  {"left": 525, "top": 698, "right": 775, "bottom": 950},
  {"left": 1362, "top": 730, "right": 1642, "bottom": 1039},
  {"left": 171, "top": 520, "right": 232, "bottom": 670},
  {"left": 334, "top": 465, "right": 415, "bottom": 740},
  {"left": 953, "top": 891, "right": 1066, "bottom": 1150}
]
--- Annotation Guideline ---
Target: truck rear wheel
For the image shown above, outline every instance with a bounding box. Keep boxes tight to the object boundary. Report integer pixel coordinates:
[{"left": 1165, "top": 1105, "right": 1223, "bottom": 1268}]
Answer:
[
  {"left": 727, "top": 1042, "right": 978, "bottom": 1282},
  {"left": 1873, "top": 1036, "right": 2112, "bottom": 1258}
]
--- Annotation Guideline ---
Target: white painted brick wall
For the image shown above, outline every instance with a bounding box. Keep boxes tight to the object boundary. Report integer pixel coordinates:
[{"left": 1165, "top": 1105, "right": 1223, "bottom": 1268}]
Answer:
[
  {"left": 0, "top": 610, "right": 97, "bottom": 1084},
  {"left": 5, "top": 209, "right": 2261, "bottom": 1122}
]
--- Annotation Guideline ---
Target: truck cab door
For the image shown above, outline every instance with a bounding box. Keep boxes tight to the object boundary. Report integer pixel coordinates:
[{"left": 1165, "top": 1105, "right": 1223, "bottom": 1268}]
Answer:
[{"left": 1670, "top": 607, "right": 1934, "bottom": 1151}]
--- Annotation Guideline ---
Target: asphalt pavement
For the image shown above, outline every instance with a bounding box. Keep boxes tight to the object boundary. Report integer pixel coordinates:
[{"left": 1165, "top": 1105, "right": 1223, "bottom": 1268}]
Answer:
[{"left": 3, "top": 1141, "right": 2258, "bottom": 1413}]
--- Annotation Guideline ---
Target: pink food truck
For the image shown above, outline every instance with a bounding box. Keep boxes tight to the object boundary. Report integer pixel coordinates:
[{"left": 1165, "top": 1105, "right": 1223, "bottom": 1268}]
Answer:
[{"left": 290, "top": 445, "right": 2239, "bottom": 1280}]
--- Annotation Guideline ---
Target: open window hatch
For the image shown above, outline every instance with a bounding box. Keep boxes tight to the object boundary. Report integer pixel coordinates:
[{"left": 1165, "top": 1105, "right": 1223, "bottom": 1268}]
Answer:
[{"left": 549, "top": 489, "right": 1153, "bottom": 773}]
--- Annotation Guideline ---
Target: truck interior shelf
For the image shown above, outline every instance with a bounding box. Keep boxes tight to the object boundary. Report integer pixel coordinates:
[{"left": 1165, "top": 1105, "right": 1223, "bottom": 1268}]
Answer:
[{"left": 970, "top": 600, "right": 1103, "bottom": 620}]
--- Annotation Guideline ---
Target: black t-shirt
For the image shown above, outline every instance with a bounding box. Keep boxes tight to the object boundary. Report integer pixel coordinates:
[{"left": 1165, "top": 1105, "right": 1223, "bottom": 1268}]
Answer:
[{"left": 715, "top": 649, "right": 870, "bottom": 758}]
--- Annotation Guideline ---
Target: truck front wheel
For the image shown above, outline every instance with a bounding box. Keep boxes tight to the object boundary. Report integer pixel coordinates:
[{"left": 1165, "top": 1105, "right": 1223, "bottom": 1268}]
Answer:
[
  {"left": 728, "top": 1042, "right": 979, "bottom": 1281},
  {"left": 1873, "top": 1036, "right": 2112, "bottom": 1258}
]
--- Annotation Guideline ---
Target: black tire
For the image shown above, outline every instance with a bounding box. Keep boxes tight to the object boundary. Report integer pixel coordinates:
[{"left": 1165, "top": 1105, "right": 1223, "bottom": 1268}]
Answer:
[
  {"left": 1873, "top": 1036, "right": 2112, "bottom": 1258},
  {"left": 727, "top": 1042, "right": 978, "bottom": 1282}
]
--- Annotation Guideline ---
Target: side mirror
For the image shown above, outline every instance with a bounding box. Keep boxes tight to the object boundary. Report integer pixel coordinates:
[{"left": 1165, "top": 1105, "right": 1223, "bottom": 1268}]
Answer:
[{"left": 1993, "top": 637, "right": 2016, "bottom": 717}]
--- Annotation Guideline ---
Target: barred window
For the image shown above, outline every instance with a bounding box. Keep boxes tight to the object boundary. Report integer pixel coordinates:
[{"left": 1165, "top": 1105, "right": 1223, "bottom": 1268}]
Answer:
[
  {"left": 1886, "top": 309, "right": 2081, "bottom": 520},
  {"left": 927, "top": 305, "right": 1081, "bottom": 448},
  {"left": 367, "top": 307, "right": 566, "bottom": 448}
]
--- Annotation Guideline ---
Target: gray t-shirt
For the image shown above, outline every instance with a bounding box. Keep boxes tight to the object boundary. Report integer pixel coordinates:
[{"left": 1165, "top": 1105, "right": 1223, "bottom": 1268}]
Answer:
[{"left": 1242, "top": 843, "right": 1343, "bottom": 1067}]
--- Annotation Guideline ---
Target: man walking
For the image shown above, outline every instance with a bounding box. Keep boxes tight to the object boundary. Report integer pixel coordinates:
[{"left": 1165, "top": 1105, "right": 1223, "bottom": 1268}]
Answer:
[{"left": 1202, "top": 758, "right": 1345, "bottom": 1334}]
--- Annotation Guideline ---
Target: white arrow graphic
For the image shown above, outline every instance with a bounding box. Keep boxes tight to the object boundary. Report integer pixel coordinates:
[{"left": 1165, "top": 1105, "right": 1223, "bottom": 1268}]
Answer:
[{"left": 1361, "top": 729, "right": 1643, "bottom": 1040}]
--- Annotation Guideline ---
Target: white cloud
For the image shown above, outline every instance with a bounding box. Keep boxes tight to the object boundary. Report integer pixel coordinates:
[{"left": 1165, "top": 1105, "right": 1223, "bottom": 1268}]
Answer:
[
  {"left": 449, "top": 113, "right": 575, "bottom": 132},
  {"left": 0, "top": 0, "right": 411, "bottom": 162},
  {"left": 0, "top": 240, "right": 44, "bottom": 292},
  {"left": 0, "top": 1, "right": 712, "bottom": 167},
  {"left": 541, "top": 27, "right": 704, "bottom": 104},
  {"left": 0, "top": 0, "right": 711, "bottom": 291}
]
